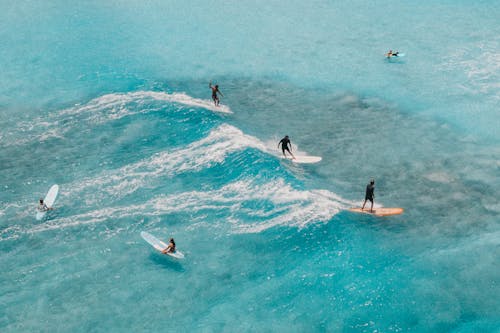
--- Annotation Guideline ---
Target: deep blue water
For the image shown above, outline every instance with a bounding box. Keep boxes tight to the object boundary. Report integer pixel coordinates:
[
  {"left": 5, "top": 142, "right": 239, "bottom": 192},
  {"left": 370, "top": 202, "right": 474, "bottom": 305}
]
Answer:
[{"left": 1, "top": 1, "right": 499, "bottom": 332}]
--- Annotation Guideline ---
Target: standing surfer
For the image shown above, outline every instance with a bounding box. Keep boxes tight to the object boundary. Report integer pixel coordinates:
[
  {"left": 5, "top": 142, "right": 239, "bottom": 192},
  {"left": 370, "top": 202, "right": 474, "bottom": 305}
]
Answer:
[
  {"left": 278, "top": 135, "right": 295, "bottom": 159},
  {"left": 209, "top": 81, "right": 224, "bottom": 106},
  {"left": 361, "top": 179, "right": 375, "bottom": 212}
]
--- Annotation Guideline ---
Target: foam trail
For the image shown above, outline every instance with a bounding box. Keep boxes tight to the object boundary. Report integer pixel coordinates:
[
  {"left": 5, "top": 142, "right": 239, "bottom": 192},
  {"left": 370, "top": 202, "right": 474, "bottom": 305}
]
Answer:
[
  {"left": 1, "top": 91, "right": 232, "bottom": 147},
  {"left": 58, "top": 91, "right": 232, "bottom": 118},
  {"left": 0, "top": 123, "right": 331, "bottom": 220},
  {"left": 68, "top": 124, "right": 268, "bottom": 203},
  {"left": 17, "top": 179, "right": 355, "bottom": 237},
  {"left": 0, "top": 202, "right": 24, "bottom": 219}
]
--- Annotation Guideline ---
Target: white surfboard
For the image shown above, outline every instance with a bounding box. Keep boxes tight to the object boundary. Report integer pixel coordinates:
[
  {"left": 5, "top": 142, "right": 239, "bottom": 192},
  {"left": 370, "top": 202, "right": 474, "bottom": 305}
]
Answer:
[
  {"left": 36, "top": 184, "right": 59, "bottom": 220},
  {"left": 140, "top": 231, "right": 185, "bottom": 259},
  {"left": 282, "top": 155, "right": 322, "bottom": 164}
]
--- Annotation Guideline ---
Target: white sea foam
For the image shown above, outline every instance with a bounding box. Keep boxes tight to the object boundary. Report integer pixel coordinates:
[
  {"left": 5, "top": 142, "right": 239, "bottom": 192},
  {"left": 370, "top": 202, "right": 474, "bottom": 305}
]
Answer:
[
  {"left": 0, "top": 202, "right": 24, "bottom": 219},
  {"left": 232, "top": 183, "right": 356, "bottom": 233},
  {"left": 1, "top": 120, "right": 348, "bottom": 240},
  {"left": 68, "top": 124, "right": 268, "bottom": 202},
  {"left": 443, "top": 41, "right": 500, "bottom": 99},
  {"left": 1, "top": 91, "right": 232, "bottom": 147},
  {"left": 22, "top": 179, "right": 354, "bottom": 236},
  {"left": 67, "top": 123, "right": 327, "bottom": 204},
  {"left": 57, "top": 91, "right": 232, "bottom": 118}
]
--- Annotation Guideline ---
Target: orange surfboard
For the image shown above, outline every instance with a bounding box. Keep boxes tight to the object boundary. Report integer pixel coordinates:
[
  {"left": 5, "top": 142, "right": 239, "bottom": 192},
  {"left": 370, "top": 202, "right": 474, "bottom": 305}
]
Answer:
[{"left": 349, "top": 207, "right": 404, "bottom": 217}]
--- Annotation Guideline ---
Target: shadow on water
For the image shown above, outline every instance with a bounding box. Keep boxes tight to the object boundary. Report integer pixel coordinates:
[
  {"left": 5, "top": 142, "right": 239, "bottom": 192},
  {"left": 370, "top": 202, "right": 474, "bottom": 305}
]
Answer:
[{"left": 148, "top": 252, "right": 185, "bottom": 272}]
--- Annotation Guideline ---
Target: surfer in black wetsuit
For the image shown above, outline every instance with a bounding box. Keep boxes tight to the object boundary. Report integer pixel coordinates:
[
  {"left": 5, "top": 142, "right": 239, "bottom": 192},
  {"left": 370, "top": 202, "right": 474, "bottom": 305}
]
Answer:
[
  {"left": 162, "top": 238, "right": 176, "bottom": 254},
  {"left": 386, "top": 50, "right": 399, "bottom": 58},
  {"left": 209, "top": 81, "right": 224, "bottom": 106},
  {"left": 278, "top": 135, "right": 295, "bottom": 159},
  {"left": 361, "top": 179, "right": 375, "bottom": 212}
]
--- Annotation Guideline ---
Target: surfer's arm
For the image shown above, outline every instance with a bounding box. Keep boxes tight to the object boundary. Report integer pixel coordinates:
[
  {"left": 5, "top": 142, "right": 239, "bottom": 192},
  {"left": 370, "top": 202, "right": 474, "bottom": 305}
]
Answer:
[
  {"left": 209, "top": 81, "right": 213, "bottom": 88},
  {"left": 162, "top": 245, "right": 173, "bottom": 254}
]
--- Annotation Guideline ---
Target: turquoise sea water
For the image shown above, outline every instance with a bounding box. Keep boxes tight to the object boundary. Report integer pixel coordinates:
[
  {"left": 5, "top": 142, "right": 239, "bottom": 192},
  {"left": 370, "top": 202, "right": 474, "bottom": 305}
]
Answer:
[{"left": 1, "top": 1, "right": 499, "bottom": 332}]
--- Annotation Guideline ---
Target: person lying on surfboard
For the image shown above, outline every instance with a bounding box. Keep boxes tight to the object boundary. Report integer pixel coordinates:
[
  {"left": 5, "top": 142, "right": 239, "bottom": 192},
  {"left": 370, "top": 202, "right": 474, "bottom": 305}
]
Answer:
[
  {"left": 386, "top": 50, "right": 399, "bottom": 57},
  {"left": 278, "top": 135, "right": 295, "bottom": 159},
  {"left": 161, "top": 238, "right": 176, "bottom": 254},
  {"left": 209, "top": 81, "right": 224, "bottom": 106},
  {"left": 38, "top": 198, "right": 53, "bottom": 212},
  {"left": 361, "top": 179, "right": 375, "bottom": 212}
]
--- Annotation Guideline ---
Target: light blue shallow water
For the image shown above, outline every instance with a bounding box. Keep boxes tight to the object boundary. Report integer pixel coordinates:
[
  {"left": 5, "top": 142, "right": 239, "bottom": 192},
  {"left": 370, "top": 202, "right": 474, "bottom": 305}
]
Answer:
[{"left": 1, "top": 1, "right": 499, "bottom": 332}]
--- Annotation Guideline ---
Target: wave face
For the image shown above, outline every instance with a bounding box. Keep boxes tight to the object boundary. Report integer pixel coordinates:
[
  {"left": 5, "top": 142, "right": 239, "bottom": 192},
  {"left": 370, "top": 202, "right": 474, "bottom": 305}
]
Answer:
[
  {"left": 2, "top": 87, "right": 499, "bottom": 332},
  {"left": 1, "top": 1, "right": 499, "bottom": 332},
  {"left": 0, "top": 92, "right": 350, "bottom": 239}
]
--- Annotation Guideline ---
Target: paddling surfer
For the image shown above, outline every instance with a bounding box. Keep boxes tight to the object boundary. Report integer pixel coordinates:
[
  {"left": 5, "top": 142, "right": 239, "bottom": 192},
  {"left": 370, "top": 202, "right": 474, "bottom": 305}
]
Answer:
[
  {"left": 209, "top": 81, "right": 224, "bottom": 106},
  {"left": 162, "top": 238, "right": 176, "bottom": 254},
  {"left": 361, "top": 179, "right": 375, "bottom": 212},
  {"left": 278, "top": 135, "right": 295, "bottom": 159},
  {"left": 386, "top": 50, "right": 399, "bottom": 57}
]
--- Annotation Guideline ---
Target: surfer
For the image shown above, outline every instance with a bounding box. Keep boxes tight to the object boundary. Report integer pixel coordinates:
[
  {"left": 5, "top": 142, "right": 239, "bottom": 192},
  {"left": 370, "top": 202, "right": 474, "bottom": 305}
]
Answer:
[
  {"left": 209, "top": 81, "right": 224, "bottom": 106},
  {"left": 38, "top": 199, "right": 52, "bottom": 212},
  {"left": 386, "top": 50, "right": 399, "bottom": 57},
  {"left": 162, "top": 238, "right": 176, "bottom": 254},
  {"left": 361, "top": 179, "right": 375, "bottom": 212},
  {"left": 278, "top": 135, "right": 295, "bottom": 159}
]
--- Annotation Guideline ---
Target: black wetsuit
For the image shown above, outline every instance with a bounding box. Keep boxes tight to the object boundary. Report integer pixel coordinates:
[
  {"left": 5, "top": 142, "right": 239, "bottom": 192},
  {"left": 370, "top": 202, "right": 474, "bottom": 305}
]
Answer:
[
  {"left": 279, "top": 137, "right": 292, "bottom": 154},
  {"left": 365, "top": 183, "right": 375, "bottom": 202},
  {"left": 211, "top": 86, "right": 221, "bottom": 105}
]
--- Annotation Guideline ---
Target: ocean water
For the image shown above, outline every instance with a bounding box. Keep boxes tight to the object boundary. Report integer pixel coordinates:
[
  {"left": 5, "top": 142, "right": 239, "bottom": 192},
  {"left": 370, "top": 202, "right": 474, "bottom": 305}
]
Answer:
[{"left": 1, "top": 1, "right": 499, "bottom": 332}]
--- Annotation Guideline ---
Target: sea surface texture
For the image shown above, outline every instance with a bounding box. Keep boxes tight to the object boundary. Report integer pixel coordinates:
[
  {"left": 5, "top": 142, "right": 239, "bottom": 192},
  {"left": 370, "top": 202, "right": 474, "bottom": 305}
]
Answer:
[{"left": 1, "top": 1, "right": 499, "bottom": 332}]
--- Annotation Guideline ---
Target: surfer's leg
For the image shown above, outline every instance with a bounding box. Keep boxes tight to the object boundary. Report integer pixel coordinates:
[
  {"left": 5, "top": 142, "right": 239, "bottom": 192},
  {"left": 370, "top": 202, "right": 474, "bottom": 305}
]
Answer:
[
  {"left": 361, "top": 199, "right": 366, "bottom": 210},
  {"left": 370, "top": 199, "right": 374, "bottom": 212}
]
